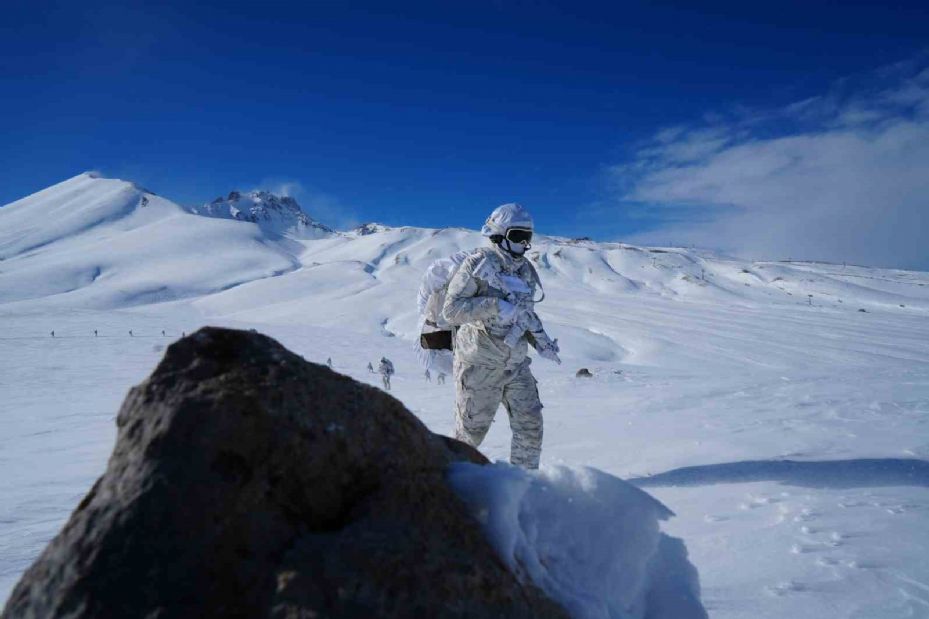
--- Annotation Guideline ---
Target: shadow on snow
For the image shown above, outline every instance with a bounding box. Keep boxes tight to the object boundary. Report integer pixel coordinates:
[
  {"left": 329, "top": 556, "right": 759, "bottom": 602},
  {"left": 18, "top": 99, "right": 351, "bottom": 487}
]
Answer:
[{"left": 629, "top": 458, "right": 929, "bottom": 489}]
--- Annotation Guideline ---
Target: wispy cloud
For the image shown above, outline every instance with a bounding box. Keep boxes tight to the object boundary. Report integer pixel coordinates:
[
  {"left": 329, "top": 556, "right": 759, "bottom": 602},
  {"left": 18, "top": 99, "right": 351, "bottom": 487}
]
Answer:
[
  {"left": 250, "top": 178, "right": 360, "bottom": 231},
  {"left": 615, "top": 56, "right": 929, "bottom": 269}
]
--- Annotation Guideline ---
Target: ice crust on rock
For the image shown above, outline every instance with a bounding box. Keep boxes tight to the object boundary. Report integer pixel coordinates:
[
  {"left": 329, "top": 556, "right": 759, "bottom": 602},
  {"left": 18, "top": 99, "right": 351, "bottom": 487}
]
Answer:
[{"left": 448, "top": 463, "right": 707, "bottom": 619}]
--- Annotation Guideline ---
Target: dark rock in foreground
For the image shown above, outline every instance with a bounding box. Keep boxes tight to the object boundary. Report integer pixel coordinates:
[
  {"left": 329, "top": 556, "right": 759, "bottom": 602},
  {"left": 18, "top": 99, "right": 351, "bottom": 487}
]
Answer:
[{"left": 3, "top": 327, "right": 568, "bottom": 619}]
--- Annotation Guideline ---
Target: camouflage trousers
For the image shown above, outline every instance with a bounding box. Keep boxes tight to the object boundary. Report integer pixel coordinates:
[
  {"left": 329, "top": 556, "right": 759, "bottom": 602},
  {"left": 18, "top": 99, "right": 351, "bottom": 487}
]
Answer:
[{"left": 453, "top": 359, "right": 543, "bottom": 469}]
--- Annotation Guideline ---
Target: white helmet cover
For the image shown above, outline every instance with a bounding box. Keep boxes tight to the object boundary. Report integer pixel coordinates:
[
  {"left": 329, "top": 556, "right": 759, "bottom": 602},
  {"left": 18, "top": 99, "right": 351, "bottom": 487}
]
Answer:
[{"left": 481, "top": 203, "right": 534, "bottom": 237}]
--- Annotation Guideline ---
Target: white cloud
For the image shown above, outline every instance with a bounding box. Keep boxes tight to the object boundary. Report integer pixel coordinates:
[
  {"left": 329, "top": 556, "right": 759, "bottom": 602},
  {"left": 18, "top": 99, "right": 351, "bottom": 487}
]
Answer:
[{"left": 617, "top": 57, "right": 929, "bottom": 269}]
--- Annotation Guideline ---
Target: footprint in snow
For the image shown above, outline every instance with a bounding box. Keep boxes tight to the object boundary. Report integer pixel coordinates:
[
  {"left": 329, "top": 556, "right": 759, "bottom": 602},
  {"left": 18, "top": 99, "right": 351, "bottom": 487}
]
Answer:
[
  {"left": 793, "top": 508, "right": 819, "bottom": 522},
  {"left": 847, "top": 560, "right": 883, "bottom": 570},
  {"left": 739, "top": 495, "right": 780, "bottom": 510},
  {"left": 766, "top": 581, "right": 809, "bottom": 596},
  {"left": 838, "top": 500, "right": 868, "bottom": 509},
  {"left": 791, "top": 542, "right": 839, "bottom": 554},
  {"left": 799, "top": 525, "right": 819, "bottom": 535}
]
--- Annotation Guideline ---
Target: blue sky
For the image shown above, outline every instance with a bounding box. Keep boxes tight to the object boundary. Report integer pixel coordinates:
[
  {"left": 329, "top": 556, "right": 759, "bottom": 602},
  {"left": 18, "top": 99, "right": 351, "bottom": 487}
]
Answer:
[{"left": 1, "top": 1, "right": 927, "bottom": 267}]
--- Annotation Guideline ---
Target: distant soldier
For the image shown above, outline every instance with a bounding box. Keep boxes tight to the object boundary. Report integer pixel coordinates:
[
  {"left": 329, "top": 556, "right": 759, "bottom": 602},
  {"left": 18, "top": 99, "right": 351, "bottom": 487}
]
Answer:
[
  {"left": 424, "top": 369, "right": 432, "bottom": 382},
  {"left": 327, "top": 357, "right": 334, "bottom": 369},
  {"left": 161, "top": 330, "right": 166, "bottom": 336},
  {"left": 367, "top": 362, "right": 374, "bottom": 373},
  {"left": 50, "top": 330, "right": 55, "bottom": 338},
  {"left": 129, "top": 330, "right": 133, "bottom": 337},
  {"left": 378, "top": 357, "right": 395, "bottom": 391},
  {"left": 437, "top": 372, "right": 446, "bottom": 385},
  {"left": 94, "top": 329, "right": 98, "bottom": 337}
]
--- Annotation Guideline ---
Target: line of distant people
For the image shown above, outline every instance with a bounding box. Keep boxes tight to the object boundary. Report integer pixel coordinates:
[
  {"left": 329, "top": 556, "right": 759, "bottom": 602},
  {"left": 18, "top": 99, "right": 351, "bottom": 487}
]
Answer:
[
  {"left": 49, "top": 330, "right": 186, "bottom": 337},
  {"left": 360, "top": 357, "right": 445, "bottom": 390},
  {"left": 45, "top": 331, "right": 446, "bottom": 392}
]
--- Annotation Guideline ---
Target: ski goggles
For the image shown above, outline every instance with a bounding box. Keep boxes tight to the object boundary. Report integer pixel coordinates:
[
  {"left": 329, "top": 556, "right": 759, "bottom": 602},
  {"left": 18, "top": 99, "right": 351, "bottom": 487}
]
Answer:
[{"left": 505, "top": 227, "right": 533, "bottom": 244}]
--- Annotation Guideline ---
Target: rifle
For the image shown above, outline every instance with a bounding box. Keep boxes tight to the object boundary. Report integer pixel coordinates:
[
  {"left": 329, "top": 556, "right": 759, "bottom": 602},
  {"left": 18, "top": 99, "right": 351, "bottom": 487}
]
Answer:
[{"left": 474, "top": 258, "right": 561, "bottom": 362}]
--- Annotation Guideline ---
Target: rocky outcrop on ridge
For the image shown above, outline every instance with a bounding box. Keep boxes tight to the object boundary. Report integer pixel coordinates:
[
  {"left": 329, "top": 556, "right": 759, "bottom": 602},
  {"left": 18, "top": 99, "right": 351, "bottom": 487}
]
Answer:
[{"left": 192, "top": 190, "right": 334, "bottom": 238}]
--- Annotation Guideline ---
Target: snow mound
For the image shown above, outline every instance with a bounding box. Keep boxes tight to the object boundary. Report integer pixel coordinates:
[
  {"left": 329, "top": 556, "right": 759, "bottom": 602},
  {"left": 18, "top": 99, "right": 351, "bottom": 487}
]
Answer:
[{"left": 448, "top": 463, "right": 706, "bottom": 619}]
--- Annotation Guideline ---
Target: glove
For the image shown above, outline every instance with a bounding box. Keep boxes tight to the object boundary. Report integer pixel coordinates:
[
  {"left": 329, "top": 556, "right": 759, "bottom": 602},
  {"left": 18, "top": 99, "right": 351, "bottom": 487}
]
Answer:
[
  {"left": 535, "top": 336, "right": 561, "bottom": 364},
  {"left": 497, "top": 299, "right": 520, "bottom": 325},
  {"left": 538, "top": 347, "right": 561, "bottom": 364}
]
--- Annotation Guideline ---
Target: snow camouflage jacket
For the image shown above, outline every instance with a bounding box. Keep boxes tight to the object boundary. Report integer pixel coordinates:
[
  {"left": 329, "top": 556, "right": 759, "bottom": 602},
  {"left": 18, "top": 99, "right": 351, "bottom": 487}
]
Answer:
[
  {"left": 442, "top": 245, "right": 542, "bottom": 370},
  {"left": 378, "top": 359, "right": 395, "bottom": 376}
]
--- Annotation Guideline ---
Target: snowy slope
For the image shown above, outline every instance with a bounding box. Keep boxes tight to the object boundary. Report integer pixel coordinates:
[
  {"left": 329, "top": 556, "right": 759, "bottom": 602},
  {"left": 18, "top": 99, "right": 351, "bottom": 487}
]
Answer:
[
  {"left": 3, "top": 173, "right": 926, "bottom": 333},
  {"left": 0, "top": 173, "right": 301, "bottom": 308},
  {"left": 2, "top": 174, "right": 929, "bottom": 617}
]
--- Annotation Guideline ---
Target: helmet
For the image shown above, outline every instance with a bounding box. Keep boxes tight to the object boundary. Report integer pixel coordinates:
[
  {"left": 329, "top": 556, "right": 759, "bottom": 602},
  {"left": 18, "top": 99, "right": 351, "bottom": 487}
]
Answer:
[
  {"left": 481, "top": 203, "right": 534, "bottom": 237},
  {"left": 481, "top": 203, "right": 534, "bottom": 256}
]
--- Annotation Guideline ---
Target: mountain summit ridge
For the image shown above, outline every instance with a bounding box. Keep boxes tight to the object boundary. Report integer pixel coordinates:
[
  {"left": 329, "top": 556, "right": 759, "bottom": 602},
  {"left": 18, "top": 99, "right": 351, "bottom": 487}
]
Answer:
[{"left": 191, "top": 189, "right": 335, "bottom": 239}]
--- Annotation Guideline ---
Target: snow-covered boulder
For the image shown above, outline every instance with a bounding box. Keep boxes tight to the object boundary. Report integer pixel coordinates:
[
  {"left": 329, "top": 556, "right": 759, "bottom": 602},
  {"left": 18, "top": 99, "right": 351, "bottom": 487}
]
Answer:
[{"left": 1, "top": 327, "right": 568, "bottom": 619}]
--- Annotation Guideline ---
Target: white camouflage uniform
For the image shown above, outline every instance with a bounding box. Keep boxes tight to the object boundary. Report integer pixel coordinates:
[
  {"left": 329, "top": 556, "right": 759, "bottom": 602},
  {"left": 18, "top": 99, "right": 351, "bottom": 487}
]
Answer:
[{"left": 442, "top": 244, "right": 544, "bottom": 468}]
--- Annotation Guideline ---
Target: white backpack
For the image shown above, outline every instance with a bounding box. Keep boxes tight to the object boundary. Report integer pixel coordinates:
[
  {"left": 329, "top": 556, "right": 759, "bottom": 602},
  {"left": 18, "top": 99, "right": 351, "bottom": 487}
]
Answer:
[{"left": 414, "top": 251, "right": 470, "bottom": 373}]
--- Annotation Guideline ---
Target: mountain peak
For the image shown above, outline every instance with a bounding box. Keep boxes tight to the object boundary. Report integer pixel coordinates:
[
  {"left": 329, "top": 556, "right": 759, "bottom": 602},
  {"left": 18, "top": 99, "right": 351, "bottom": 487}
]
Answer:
[
  {"left": 192, "top": 190, "right": 334, "bottom": 239},
  {"left": 350, "top": 222, "right": 392, "bottom": 236}
]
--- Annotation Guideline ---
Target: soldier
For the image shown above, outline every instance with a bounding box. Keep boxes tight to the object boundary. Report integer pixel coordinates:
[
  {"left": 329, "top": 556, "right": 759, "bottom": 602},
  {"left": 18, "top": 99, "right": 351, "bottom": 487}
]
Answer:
[
  {"left": 442, "top": 203, "right": 559, "bottom": 469},
  {"left": 378, "top": 357, "right": 395, "bottom": 390}
]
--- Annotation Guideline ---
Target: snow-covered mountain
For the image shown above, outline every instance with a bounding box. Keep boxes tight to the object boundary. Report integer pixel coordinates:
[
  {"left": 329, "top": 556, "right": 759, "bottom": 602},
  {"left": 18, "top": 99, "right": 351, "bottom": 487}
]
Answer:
[
  {"left": 0, "top": 173, "right": 299, "bottom": 308},
  {"left": 2, "top": 173, "right": 926, "bottom": 330},
  {"left": 190, "top": 190, "right": 334, "bottom": 239},
  {"left": 2, "top": 173, "right": 929, "bottom": 618}
]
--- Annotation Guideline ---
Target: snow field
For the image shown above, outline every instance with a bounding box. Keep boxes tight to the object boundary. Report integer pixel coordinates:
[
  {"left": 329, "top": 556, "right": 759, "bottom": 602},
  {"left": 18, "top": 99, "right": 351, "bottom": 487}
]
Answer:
[
  {"left": 2, "top": 173, "right": 929, "bottom": 617},
  {"left": 651, "top": 482, "right": 929, "bottom": 618},
  {"left": 3, "top": 299, "right": 928, "bottom": 618}
]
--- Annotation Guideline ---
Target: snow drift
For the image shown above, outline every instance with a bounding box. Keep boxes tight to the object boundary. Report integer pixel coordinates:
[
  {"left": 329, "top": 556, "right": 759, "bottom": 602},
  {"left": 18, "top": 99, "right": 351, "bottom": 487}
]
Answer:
[{"left": 448, "top": 463, "right": 706, "bottom": 619}]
